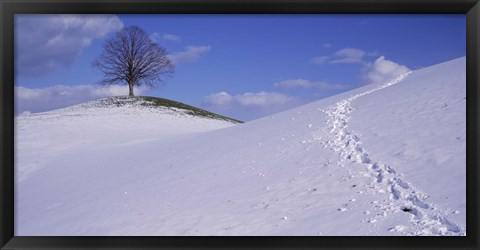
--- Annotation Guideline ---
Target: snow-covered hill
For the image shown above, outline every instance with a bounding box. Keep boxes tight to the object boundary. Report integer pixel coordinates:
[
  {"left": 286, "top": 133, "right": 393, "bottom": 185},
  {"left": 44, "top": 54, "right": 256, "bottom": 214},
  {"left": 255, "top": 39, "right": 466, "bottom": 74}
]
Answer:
[
  {"left": 15, "top": 57, "right": 466, "bottom": 236},
  {"left": 15, "top": 96, "right": 240, "bottom": 182}
]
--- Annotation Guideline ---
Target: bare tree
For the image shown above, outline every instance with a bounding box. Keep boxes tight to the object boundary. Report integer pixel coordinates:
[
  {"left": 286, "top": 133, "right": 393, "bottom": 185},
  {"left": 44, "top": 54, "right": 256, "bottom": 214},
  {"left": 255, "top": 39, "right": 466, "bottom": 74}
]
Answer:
[{"left": 93, "top": 25, "right": 174, "bottom": 96}]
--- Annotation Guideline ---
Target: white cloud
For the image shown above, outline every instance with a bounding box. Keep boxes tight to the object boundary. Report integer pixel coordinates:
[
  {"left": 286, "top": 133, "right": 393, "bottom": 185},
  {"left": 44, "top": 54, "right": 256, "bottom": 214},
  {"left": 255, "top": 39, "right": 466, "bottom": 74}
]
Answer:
[
  {"left": 168, "top": 46, "right": 211, "bottom": 64},
  {"left": 203, "top": 91, "right": 233, "bottom": 106},
  {"left": 329, "top": 57, "right": 363, "bottom": 64},
  {"left": 322, "top": 43, "right": 332, "bottom": 48},
  {"left": 203, "top": 91, "right": 297, "bottom": 107},
  {"left": 362, "top": 56, "right": 410, "bottom": 84},
  {"left": 163, "top": 34, "right": 181, "bottom": 42},
  {"left": 334, "top": 48, "right": 366, "bottom": 58},
  {"left": 15, "top": 84, "right": 147, "bottom": 114},
  {"left": 310, "top": 47, "right": 366, "bottom": 64},
  {"left": 235, "top": 92, "right": 296, "bottom": 106},
  {"left": 310, "top": 56, "right": 330, "bottom": 64},
  {"left": 329, "top": 48, "right": 366, "bottom": 64},
  {"left": 201, "top": 91, "right": 301, "bottom": 121},
  {"left": 16, "top": 14, "right": 124, "bottom": 76},
  {"left": 150, "top": 32, "right": 181, "bottom": 43},
  {"left": 274, "top": 79, "right": 346, "bottom": 90}
]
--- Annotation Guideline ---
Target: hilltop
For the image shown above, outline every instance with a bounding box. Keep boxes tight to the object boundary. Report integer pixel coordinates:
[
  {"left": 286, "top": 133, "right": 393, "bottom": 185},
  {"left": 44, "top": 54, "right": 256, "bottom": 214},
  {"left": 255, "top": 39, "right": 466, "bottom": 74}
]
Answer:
[{"left": 79, "top": 96, "right": 242, "bottom": 124}]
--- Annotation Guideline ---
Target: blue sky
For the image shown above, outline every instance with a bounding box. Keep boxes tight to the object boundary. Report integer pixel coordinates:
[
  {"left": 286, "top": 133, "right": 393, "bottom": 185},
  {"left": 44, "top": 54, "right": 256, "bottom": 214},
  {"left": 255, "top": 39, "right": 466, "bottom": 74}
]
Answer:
[{"left": 15, "top": 14, "right": 465, "bottom": 121}]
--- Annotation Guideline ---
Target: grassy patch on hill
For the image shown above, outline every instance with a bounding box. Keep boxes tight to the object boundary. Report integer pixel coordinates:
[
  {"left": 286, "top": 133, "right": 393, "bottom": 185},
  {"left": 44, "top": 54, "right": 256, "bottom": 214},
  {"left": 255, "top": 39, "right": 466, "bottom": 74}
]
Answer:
[{"left": 98, "top": 96, "right": 243, "bottom": 123}]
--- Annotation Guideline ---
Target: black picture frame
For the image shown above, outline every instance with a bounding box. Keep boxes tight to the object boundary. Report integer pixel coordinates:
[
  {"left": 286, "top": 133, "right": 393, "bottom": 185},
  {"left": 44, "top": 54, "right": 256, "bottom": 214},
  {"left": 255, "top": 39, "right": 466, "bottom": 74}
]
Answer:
[{"left": 1, "top": 0, "right": 478, "bottom": 249}]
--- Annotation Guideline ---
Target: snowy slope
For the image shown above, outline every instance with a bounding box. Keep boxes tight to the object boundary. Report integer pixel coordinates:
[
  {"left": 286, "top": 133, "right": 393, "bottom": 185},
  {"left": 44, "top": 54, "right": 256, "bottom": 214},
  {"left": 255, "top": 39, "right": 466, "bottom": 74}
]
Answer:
[
  {"left": 15, "top": 57, "right": 466, "bottom": 236},
  {"left": 15, "top": 96, "right": 238, "bottom": 182}
]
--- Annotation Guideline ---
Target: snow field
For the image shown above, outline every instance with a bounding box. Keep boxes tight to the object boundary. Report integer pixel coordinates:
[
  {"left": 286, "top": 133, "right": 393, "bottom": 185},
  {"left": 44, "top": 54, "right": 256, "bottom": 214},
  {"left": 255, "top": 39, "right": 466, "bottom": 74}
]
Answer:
[{"left": 15, "top": 57, "right": 466, "bottom": 236}]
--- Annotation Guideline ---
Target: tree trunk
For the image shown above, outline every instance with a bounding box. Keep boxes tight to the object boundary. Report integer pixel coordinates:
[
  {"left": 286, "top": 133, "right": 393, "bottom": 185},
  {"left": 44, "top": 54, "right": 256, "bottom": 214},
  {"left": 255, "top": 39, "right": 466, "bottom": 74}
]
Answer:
[{"left": 128, "top": 84, "right": 134, "bottom": 96}]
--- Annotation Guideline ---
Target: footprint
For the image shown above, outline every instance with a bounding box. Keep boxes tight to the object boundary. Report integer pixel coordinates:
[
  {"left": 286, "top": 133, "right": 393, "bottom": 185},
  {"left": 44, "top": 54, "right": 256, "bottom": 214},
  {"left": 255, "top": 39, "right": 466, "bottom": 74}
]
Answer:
[
  {"left": 396, "top": 179, "right": 410, "bottom": 189},
  {"left": 376, "top": 171, "right": 384, "bottom": 183},
  {"left": 408, "top": 195, "right": 430, "bottom": 209},
  {"left": 389, "top": 185, "right": 401, "bottom": 200}
]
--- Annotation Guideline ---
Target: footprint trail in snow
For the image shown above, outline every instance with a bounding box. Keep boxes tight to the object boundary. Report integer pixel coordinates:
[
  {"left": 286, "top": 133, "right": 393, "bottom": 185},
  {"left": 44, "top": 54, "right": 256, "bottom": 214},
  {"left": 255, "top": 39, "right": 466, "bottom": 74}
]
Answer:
[{"left": 316, "top": 73, "right": 465, "bottom": 236}]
